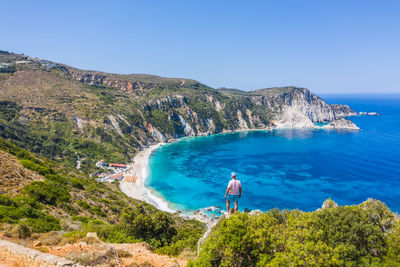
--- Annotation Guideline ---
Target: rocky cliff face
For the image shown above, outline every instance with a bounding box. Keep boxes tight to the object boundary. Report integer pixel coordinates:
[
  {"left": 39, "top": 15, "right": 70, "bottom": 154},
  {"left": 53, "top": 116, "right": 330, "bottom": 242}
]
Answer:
[
  {"left": 124, "top": 87, "right": 359, "bottom": 146},
  {"left": 321, "top": 118, "right": 360, "bottom": 130},
  {"left": 246, "top": 88, "right": 336, "bottom": 128},
  {"left": 69, "top": 69, "right": 147, "bottom": 91},
  {"left": 331, "top": 104, "right": 357, "bottom": 117}
]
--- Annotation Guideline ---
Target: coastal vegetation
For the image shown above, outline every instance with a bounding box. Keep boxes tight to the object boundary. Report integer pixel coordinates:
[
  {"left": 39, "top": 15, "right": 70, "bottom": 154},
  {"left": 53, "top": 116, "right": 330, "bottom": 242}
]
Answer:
[
  {"left": 0, "top": 137, "right": 205, "bottom": 257},
  {"left": 191, "top": 200, "right": 400, "bottom": 266}
]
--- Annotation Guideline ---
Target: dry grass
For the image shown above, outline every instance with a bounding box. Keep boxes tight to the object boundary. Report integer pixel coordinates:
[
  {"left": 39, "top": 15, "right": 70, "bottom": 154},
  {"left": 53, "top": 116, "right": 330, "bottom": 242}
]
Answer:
[
  {"left": 0, "top": 150, "right": 44, "bottom": 195},
  {"left": 38, "top": 231, "right": 63, "bottom": 246},
  {"left": 36, "top": 246, "right": 49, "bottom": 253}
]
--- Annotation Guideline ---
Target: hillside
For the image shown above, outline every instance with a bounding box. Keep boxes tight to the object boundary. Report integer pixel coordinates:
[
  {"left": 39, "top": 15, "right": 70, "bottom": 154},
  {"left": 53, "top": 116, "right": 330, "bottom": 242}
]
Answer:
[
  {"left": 0, "top": 137, "right": 205, "bottom": 265},
  {"left": 0, "top": 50, "right": 356, "bottom": 173}
]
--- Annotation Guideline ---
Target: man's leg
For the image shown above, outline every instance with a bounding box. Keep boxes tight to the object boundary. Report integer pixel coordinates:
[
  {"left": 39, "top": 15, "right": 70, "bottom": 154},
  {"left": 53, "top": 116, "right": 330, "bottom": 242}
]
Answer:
[
  {"left": 234, "top": 201, "right": 238, "bottom": 212},
  {"left": 226, "top": 199, "right": 230, "bottom": 213}
]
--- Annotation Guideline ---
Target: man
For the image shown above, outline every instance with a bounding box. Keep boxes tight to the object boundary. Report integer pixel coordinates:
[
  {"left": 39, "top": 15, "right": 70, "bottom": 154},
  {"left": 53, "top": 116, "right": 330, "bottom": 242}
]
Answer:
[{"left": 225, "top": 172, "right": 242, "bottom": 213}]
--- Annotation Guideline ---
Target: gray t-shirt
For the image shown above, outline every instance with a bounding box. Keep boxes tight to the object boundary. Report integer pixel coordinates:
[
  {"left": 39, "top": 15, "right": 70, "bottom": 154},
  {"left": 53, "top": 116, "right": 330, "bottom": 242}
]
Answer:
[{"left": 228, "top": 180, "right": 241, "bottom": 195}]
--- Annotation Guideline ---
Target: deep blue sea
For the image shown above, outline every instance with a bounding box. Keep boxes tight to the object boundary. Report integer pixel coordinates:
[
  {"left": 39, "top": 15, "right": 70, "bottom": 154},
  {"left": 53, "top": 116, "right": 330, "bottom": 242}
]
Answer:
[{"left": 146, "top": 95, "right": 400, "bottom": 213}]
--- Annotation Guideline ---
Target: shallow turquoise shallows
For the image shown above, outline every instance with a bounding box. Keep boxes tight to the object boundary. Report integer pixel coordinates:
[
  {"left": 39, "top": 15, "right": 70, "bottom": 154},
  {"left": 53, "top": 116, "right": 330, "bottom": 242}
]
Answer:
[{"left": 146, "top": 96, "right": 400, "bottom": 213}]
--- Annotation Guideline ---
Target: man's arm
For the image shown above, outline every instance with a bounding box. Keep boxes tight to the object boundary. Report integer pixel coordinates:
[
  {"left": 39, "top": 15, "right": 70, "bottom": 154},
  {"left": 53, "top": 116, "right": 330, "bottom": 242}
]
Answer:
[
  {"left": 225, "top": 184, "right": 230, "bottom": 198},
  {"left": 239, "top": 183, "right": 242, "bottom": 198}
]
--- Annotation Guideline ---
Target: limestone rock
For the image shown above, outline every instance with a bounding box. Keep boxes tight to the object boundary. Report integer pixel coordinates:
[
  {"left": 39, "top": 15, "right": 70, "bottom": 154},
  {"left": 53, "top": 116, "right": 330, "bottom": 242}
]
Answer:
[
  {"left": 33, "top": 240, "right": 42, "bottom": 247},
  {"left": 331, "top": 104, "right": 357, "bottom": 117},
  {"left": 322, "top": 198, "right": 338, "bottom": 209},
  {"left": 322, "top": 118, "right": 360, "bottom": 130},
  {"left": 249, "top": 210, "right": 263, "bottom": 216}
]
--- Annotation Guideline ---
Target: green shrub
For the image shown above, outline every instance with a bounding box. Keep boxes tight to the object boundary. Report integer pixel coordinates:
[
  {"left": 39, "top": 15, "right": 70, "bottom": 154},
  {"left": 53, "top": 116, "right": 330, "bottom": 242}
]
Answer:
[
  {"left": 16, "top": 223, "right": 31, "bottom": 238},
  {"left": 384, "top": 220, "right": 400, "bottom": 266},
  {"left": 99, "top": 198, "right": 111, "bottom": 204},
  {"left": 0, "top": 195, "right": 17, "bottom": 207},
  {"left": 70, "top": 178, "right": 85, "bottom": 189},
  {"left": 15, "top": 150, "right": 32, "bottom": 160},
  {"left": 71, "top": 216, "right": 91, "bottom": 224},
  {"left": 0, "top": 206, "right": 24, "bottom": 223},
  {"left": 44, "top": 174, "right": 67, "bottom": 184},
  {"left": 93, "top": 205, "right": 203, "bottom": 256},
  {"left": 193, "top": 201, "right": 396, "bottom": 266},
  {"left": 25, "top": 215, "right": 61, "bottom": 232},
  {"left": 91, "top": 206, "right": 106, "bottom": 217},
  {"left": 77, "top": 200, "right": 91, "bottom": 210},
  {"left": 0, "top": 194, "right": 61, "bottom": 234},
  {"left": 24, "top": 181, "right": 70, "bottom": 205},
  {"left": 19, "top": 159, "right": 53, "bottom": 175}
]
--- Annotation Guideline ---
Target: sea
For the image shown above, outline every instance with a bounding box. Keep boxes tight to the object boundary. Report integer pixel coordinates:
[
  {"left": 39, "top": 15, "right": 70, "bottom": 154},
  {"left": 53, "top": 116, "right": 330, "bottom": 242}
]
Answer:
[{"left": 145, "top": 95, "right": 400, "bottom": 214}]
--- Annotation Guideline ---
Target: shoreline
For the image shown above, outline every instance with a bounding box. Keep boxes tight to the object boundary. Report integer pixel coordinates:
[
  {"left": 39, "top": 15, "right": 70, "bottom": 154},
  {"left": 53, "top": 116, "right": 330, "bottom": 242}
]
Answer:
[
  {"left": 118, "top": 123, "right": 360, "bottom": 225},
  {"left": 119, "top": 142, "right": 217, "bottom": 225},
  {"left": 119, "top": 143, "right": 175, "bottom": 213}
]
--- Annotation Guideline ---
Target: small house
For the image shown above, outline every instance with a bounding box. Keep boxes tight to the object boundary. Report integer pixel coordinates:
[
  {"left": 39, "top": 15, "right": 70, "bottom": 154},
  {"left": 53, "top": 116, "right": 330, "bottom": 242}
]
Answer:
[
  {"left": 109, "top": 173, "right": 123, "bottom": 180},
  {"left": 109, "top": 163, "right": 127, "bottom": 168}
]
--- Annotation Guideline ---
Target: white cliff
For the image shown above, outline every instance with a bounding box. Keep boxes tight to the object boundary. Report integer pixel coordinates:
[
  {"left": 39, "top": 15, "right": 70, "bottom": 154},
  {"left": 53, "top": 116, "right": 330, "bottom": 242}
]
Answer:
[{"left": 321, "top": 118, "right": 360, "bottom": 130}]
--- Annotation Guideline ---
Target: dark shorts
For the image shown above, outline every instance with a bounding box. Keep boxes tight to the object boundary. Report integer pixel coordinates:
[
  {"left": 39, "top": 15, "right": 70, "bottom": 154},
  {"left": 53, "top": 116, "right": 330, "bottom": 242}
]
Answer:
[{"left": 227, "top": 194, "right": 239, "bottom": 202}]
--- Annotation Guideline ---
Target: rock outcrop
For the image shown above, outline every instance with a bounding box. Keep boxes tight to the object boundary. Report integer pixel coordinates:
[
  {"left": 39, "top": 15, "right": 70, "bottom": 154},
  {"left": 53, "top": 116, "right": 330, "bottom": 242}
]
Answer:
[
  {"left": 321, "top": 118, "right": 360, "bottom": 130},
  {"left": 321, "top": 198, "right": 339, "bottom": 209},
  {"left": 0, "top": 239, "right": 80, "bottom": 267},
  {"left": 331, "top": 104, "right": 357, "bottom": 117}
]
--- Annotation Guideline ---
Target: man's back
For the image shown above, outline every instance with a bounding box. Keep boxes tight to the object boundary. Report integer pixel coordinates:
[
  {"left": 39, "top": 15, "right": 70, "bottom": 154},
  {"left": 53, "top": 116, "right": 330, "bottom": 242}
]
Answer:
[{"left": 228, "top": 179, "right": 241, "bottom": 195}]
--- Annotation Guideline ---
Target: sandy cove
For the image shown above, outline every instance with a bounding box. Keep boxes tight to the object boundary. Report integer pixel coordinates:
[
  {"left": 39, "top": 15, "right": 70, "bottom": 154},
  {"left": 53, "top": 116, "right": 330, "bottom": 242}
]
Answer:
[
  {"left": 119, "top": 142, "right": 216, "bottom": 225},
  {"left": 119, "top": 143, "right": 174, "bottom": 212}
]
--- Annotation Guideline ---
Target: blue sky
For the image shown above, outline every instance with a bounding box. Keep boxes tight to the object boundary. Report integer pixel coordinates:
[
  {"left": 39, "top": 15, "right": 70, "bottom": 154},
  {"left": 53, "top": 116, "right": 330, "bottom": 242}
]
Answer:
[{"left": 2, "top": 0, "right": 400, "bottom": 93}]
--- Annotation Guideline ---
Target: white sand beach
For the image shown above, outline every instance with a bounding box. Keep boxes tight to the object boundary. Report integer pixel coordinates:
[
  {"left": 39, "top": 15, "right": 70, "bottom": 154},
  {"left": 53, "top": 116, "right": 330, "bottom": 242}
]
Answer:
[
  {"left": 119, "top": 143, "right": 215, "bottom": 225},
  {"left": 119, "top": 143, "right": 175, "bottom": 213}
]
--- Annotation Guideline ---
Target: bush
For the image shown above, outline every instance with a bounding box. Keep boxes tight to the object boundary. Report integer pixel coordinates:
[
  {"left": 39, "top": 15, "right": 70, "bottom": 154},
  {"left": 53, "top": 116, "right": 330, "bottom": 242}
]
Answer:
[
  {"left": 72, "top": 216, "right": 91, "bottom": 224},
  {"left": 77, "top": 200, "right": 91, "bottom": 210},
  {"left": 93, "top": 206, "right": 203, "bottom": 256},
  {"left": 91, "top": 206, "right": 106, "bottom": 217},
  {"left": 0, "top": 194, "right": 61, "bottom": 234},
  {"left": 384, "top": 220, "right": 400, "bottom": 266},
  {"left": 44, "top": 173, "right": 67, "bottom": 184},
  {"left": 0, "top": 195, "right": 17, "bottom": 207},
  {"left": 16, "top": 223, "right": 31, "bottom": 238},
  {"left": 24, "top": 181, "right": 70, "bottom": 205},
  {"left": 70, "top": 178, "right": 85, "bottom": 189},
  {"left": 0, "top": 64, "right": 16, "bottom": 73},
  {"left": 193, "top": 201, "right": 396, "bottom": 266},
  {"left": 15, "top": 150, "right": 32, "bottom": 160},
  {"left": 25, "top": 215, "right": 61, "bottom": 232},
  {"left": 19, "top": 159, "right": 53, "bottom": 175}
]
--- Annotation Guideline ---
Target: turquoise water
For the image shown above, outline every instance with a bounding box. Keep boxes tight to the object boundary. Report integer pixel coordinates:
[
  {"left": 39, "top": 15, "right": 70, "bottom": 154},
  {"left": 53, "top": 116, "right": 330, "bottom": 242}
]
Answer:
[{"left": 146, "top": 96, "right": 400, "bottom": 213}]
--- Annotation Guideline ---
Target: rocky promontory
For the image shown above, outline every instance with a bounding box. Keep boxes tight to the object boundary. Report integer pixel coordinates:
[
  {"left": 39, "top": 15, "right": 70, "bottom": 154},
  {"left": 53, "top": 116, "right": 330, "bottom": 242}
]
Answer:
[
  {"left": 321, "top": 118, "right": 360, "bottom": 130},
  {"left": 331, "top": 104, "right": 357, "bottom": 117}
]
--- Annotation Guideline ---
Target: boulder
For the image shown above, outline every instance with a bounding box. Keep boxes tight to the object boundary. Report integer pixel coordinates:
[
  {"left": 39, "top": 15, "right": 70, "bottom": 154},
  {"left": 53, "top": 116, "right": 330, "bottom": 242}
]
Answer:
[
  {"left": 33, "top": 240, "right": 42, "bottom": 247},
  {"left": 322, "top": 198, "right": 338, "bottom": 209},
  {"left": 321, "top": 118, "right": 360, "bottom": 130}
]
